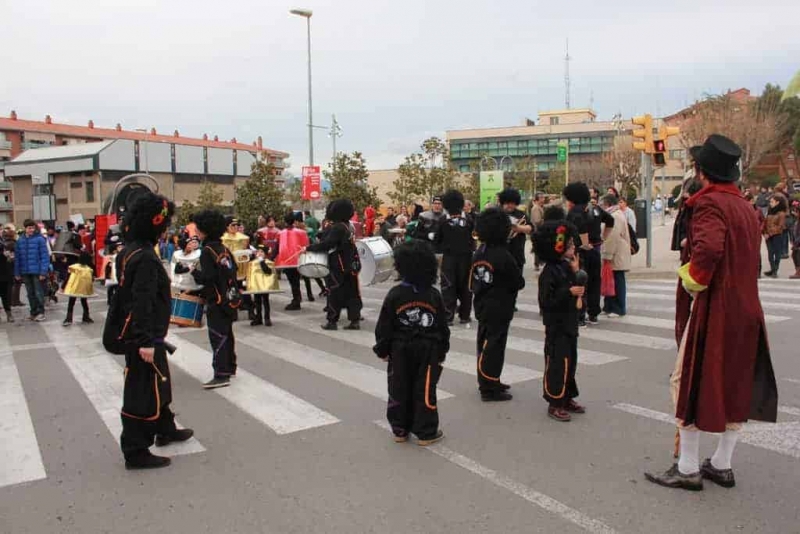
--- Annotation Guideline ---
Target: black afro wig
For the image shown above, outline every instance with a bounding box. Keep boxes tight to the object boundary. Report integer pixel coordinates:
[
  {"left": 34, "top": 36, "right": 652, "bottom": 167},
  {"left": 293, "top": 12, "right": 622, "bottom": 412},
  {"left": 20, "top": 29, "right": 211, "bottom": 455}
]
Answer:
[
  {"left": 497, "top": 188, "right": 521, "bottom": 206},
  {"left": 283, "top": 212, "right": 297, "bottom": 226},
  {"left": 475, "top": 207, "right": 511, "bottom": 245},
  {"left": 441, "top": 189, "right": 465, "bottom": 215},
  {"left": 393, "top": 239, "right": 438, "bottom": 289},
  {"left": 535, "top": 218, "right": 578, "bottom": 263},
  {"left": 193, "top": 209, "right": 227, "bottom": 241},
  {"left": 326, "top": 199, "right": 355, "bottom": 223},
  {"left": 122, "top": 191, "right": 175, "bottom": 245},
  {"left": 543, "top": 205, "right": 566, "bottom": 221},
  {"left": 562, "top": 182, "right": 591, "bottom": 205}
]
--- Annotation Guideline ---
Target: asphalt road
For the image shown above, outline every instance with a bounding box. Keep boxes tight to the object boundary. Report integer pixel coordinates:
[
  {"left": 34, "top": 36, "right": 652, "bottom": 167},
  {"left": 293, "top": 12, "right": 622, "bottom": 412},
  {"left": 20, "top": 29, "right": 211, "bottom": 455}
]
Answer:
[{"left": 1, "top": 266, "right": 799, "bottom": 534}]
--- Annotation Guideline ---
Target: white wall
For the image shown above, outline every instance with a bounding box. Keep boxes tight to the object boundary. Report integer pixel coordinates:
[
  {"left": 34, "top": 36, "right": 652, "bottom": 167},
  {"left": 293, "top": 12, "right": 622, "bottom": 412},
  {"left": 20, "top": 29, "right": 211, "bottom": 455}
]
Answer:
[
  {"left": 140, "top": 141, "right": 172, "bottom": 173},
  {"left": 208, "top": 147, "right": 233, "bottom": 175},
  {"left": 98, "top": 139, "right": 136, "bottom": 171},
  {"left": 175, "top": 144, "right": 204, "bottom": 174}
]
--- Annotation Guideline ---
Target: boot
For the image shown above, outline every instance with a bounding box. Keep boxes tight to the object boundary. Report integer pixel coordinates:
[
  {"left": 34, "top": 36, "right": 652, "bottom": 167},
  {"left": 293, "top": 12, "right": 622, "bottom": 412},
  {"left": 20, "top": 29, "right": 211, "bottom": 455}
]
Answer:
[
  {"left": 155, "top": 428, "right": 195, "bottom": 447},
  {"left": 284, "top": 301, "right": 301, "bottom": 311},
  {"left": 125, "top": 450, "right": 172, "bottom": 470},
  {"left": 82, "top": 315, "right": 94, "bottom": 324},
  {"left": 790, "top": 269, "right": 800, "bottom": 279},
  {"left": 63, "top": 314, "right": 73, "bottom": 327}
]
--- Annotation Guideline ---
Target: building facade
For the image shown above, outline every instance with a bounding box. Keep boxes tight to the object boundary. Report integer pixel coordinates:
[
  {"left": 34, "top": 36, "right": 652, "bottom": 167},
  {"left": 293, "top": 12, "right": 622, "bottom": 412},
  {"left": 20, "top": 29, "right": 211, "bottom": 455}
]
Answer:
[{"left": 1, "top": 112, "right": 288, "bottom": 224}]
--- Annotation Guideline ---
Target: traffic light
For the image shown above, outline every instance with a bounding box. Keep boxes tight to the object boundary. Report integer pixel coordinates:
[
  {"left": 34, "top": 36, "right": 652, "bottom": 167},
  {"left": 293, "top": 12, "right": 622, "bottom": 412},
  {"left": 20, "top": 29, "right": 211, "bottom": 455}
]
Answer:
[
  {"left": 652, "top": 139, "right": 666, "bottom": 166},
  {"left": 631, "top": 114, "right": 654, "bottom": 153}
]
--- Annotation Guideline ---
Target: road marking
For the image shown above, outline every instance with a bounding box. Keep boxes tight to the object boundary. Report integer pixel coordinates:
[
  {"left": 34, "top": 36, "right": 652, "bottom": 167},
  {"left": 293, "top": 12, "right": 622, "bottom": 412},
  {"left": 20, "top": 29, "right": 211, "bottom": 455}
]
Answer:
[
  {"left": 44, "top": 327, "right": 205, "bottom": 457},
  {"left": 0, "top": 332, "right": 47, "bottom": 489},
  {"left": 165, "top": 336, "right": 339, "bottom": 435},
  {"left": 780, "top": 406, "right": 800, "bottom": 417},
  {"left": 447, "top": 328, "right": 628, "bottom": 366},
  {"left": 631, "top": 283, "right": 800, "bottom": 301},
  {"left": 626, "top": 291, "right": 800, "bottom": 311},
  {"left": 269, "top": 311, "right": 542, "bottom": 385},
  {"left": 628, "top": 278, "right": 800, "bottom": 288},
  {"left": 784, "top": 378, "right": 800, "bottom": 385},
  {"left": 509, "top": 317, "right": 674, "bottom": 350},
  {"left": 615, "top": 303, "right": 790, "bottom": 324},
  {"left": 237, "top": 329, "right": 453, "bottom": 400},
  {"left": 0, "top": 337, "right": 103, "bottom": 357},
  {"left": 614, "top": 403, "right": 800, "bottom": 459},
  {"left": 373, "top": 420, "right": 618, "bottom": 534}
]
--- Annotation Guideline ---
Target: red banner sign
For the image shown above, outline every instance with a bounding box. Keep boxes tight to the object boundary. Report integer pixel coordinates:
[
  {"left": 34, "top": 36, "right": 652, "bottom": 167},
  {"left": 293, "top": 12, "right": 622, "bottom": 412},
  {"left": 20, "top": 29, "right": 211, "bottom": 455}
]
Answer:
[{"left": 301, "top": 165, "right": 321, "bottom": 200}]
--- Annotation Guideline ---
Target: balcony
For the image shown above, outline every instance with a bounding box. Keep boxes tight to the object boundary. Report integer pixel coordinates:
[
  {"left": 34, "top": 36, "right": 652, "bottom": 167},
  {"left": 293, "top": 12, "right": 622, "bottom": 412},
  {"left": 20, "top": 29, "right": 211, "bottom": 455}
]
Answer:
[
  {"left": 0, "top": 200, "right": 13, "bottom": 211},
  {"left": 0, "top": 182, "right": 11, "bottom": 191},
  {"left": 0, "top": 140, "right": 11, "bottom": 150},
  {"left": 21, "top": 141, "right": 53, "bottom": 151}
]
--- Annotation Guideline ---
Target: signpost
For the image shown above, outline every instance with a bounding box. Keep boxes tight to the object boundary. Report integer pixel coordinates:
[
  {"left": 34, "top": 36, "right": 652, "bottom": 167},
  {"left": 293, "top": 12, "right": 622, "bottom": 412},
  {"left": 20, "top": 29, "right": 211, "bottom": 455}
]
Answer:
[
  {"left": 479, "top": 171, "right": 503, "bottom": 208},
  {"left": 301, "top": 165, "right": 321, "bottom": 201},
  {"left": 557, "top": 142, "right": 569, "bottom": 184}
]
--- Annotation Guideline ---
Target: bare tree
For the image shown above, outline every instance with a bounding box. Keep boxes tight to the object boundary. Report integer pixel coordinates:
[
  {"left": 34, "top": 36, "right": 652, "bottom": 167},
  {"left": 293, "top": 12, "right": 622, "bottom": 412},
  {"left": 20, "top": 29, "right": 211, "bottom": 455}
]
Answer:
[{"left": 603, "top": 136, "right": 642, "bottom": 197}]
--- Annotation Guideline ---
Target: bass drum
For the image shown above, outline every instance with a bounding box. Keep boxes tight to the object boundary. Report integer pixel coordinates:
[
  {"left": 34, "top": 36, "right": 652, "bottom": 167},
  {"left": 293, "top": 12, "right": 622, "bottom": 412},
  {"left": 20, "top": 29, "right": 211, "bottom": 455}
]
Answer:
[
  {"left": 356, "top": 237, "right": 394, "bottom": 286},
  {"left": 298, "top": 251, "right": 329, "bottom": 279},
  {"left": 170, "top": 249, "right": 202, "bottom": 291}
]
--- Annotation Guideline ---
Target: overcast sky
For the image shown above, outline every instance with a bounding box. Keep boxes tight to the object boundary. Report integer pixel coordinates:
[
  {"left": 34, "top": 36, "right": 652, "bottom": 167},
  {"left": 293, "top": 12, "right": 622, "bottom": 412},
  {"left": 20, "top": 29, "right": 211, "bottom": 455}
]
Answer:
[{"left": 2, "top": 0, "right": 798, "bottom": 175}]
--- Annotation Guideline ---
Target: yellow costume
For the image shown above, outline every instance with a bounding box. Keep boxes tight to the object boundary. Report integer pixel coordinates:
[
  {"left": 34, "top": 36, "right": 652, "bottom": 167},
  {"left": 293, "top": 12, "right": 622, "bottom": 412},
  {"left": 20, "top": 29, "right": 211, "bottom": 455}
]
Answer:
[
  {"left": 63, "top": 264, "right": 96, "bottom": 297},
  {"left": 243, "top": 259, "right": 281, "bottom": 294},
  {"left": 221, "top": 231, "right": 250, "bottom": 280}
]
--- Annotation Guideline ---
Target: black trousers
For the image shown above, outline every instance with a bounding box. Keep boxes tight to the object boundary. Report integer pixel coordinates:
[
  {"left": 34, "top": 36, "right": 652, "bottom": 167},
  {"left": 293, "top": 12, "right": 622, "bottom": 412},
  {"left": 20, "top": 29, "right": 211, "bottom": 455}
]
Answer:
[
  {"left": 12, "top": 279, "right": 23, "bottom": 306},
  {"left": 440, "top": 253, "right": 472, "bottom": 323},
  {"left": 579, "top": 247, "right": 602, "bottom": 320},
  {"left": 207, "top": 305, "right": 237, "bottom": 377},
  {"left": 66, "top": 297, "right": 90, "bottom": 321},
  {"left": 106, "top": 284, "right": 118, "bottom": 306},
  {"left": 303, "top": 276, "right": 326, "bottom": 299},
  {"left": 476, "top": 320, "right": 510, "bottom": 393},
  {"left": 542, "top": 327, "right": 579, "bottom": 407},
  {"left": 253, "top": 294, "right": 271, "bottom": 322},
  {"left": 386, "top": 342, "right": 442, "bottom": 440},
  {"left": 120, "top": 344, "right": 177, "bottom": 459},
  {"left": 284, "top": 268, "right": 302, "bottom": 303},
  {"left": 325, "top": 271, "right": 362, "bottom": 324},
  {"left": 0, "top": 280, "right": 11, "bottom": 311}
]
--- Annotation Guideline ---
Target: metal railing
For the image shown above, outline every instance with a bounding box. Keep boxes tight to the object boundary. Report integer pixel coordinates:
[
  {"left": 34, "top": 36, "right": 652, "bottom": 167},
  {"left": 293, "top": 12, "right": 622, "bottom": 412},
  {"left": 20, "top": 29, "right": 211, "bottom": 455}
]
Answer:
[
  {"left": 0, "top": 201, "right": 13, "bottom": 210},
  {"left": 0, "top": 182, "right": 11, "bottom": 190},
  {"left": 0, "top": 140, "right": 11, "bottom": 150}
]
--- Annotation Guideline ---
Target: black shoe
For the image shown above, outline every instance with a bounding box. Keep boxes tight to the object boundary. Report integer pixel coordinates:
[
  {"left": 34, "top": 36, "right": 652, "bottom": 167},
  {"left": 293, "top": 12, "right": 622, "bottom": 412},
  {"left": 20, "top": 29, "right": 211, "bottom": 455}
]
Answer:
[
  {"left": 319, "top": 289, "right": 329, "bottom": 297},
  {"left": 344, "top": 322, "right": 360, "bottom": 330},
  {"left": 644, "top": 464, "right": 703, "bottom": 491},
  {"left": 417, "top": 430, "right": 444, "bottom": 446},
  {"left": 264, "top": 318, "right": 273, "bottom": 327},
  {"left": 125, "top": 451, "right": 172, "bottom": 470},
  {"left": 82, "top": 317, "right": 94, "bottom": 324},
  {"left": 578, "top": 320, "right": 587, "bottom": 328},
  {"left": 499, "top": 382, "right": 511, "bottom": 391},
  {"left": 481, "top": 390, "right": 513, "bottom": 402},
  {"left": 321, "top": 322, "right": 338, "bottom": 331},
  {"left": 284, "top": 301, "right": 301, "bottom": 311},
  {"left": 62, "top": 319, "right": 73, "bottom": 327},
  {"left": 764, "top": 270, "right": 774, "bottom": 277},
  {"left": 155, "top": 428, "right": 195, "bottom": 447},
  {"left": 447, "top": 320, "right": 455, "bottom": 326},
  {"left": 587, "top": 316, "right": 598, "bottom": 325},
  {"left": 307, "top": 295, "right": 316, "bottom": 302},
  {"left": 250, "top": 318, "right": 263, "bottom": 326},
  {"left": 700, "top": 459, "right": 736, "bottom": 488},
  {"left": 203, "top": 376, "right": 231, "bottom": 389},
  {"left": 459, "top": 318, "right": 472, "bottom": 325}
]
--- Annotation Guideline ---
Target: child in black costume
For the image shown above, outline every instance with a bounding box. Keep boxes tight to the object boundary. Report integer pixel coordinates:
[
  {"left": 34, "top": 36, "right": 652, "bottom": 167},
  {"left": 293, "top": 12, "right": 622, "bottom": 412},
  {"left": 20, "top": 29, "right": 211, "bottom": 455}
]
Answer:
[
  {"left": 470, "top": 208, "right": 525, "bottom": 402},
  {"left": 536, "top": 206, "right": 585, "bottom": 422},
  {"left": 374, "top": 240, "right": 450, "bottom": 446},
  {"left": 437, "top": 189, "right": 474, "bottom": 325}
]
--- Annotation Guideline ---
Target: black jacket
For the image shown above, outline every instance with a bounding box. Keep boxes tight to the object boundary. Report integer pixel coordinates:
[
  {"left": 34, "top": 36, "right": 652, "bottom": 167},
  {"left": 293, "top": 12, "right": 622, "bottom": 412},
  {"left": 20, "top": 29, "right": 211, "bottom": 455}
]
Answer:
[
  {"left": 373, "top": 283, "right": 450, "bottom": 361},
  {"left": 538, "top": 260, "right": 579, "bottom": 336},
  {"left": 471, "top": 243, "right": 525, "bottom": 324},
  {"left": 116, "top": 242, "right": 171, "bottom": 348},
  {"left": 436, "top": 216, "right": 474, "bottom": 257},
  {"left": 307, "top": 222, "right": 359, "bottom": 275},
  {"left": 0, "top": 238, "right": 15, "bottom": 282},
  {"left": 192, "top": 240, "right": 234, "bottom": 308}
]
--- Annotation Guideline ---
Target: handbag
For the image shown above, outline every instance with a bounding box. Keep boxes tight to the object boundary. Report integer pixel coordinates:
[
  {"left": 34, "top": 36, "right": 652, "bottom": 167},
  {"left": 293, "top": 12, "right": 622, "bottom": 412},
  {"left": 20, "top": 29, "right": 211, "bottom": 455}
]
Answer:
[{"left": 600, "top": 259, "right": 616, "bottom": 297}]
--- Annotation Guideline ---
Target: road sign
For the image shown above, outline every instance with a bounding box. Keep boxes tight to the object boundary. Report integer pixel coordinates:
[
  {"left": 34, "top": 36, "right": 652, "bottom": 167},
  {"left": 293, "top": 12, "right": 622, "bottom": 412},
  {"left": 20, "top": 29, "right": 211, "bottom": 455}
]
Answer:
[
  {"left": 557, "top": 143, "right": 567, "bottom": 163},
  {"left": 479, "top": 171, "right": 503, "bottom": 208},
  {"left": 301, "top": 166, "right": 321, "bottom": 200}
]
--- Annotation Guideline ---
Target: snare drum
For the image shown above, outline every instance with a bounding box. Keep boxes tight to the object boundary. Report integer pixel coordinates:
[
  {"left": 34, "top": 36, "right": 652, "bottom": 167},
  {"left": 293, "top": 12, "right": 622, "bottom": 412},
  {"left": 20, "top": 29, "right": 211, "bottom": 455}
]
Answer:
[
  {"left": 298, "top": 251, "right": 330, "bottom": 279},
  {"left": 170, "top": 249, "right": 202, "bottom": 291},
  {"left": 356, "top": 237, "right": 394, "bottom": 286},
  {"left": 170, "top": 292, "right": 205, "bottom": 328}
]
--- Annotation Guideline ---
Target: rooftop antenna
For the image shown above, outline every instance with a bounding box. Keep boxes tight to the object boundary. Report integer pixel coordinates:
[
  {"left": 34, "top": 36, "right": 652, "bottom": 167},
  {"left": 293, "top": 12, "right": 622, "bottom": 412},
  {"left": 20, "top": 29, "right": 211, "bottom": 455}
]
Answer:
[
  {"left": 589, "top": 89, "right": 594, "bottom": 111},
  {"left": 564, "top": 38, "right": 572, "bottom": 109}
]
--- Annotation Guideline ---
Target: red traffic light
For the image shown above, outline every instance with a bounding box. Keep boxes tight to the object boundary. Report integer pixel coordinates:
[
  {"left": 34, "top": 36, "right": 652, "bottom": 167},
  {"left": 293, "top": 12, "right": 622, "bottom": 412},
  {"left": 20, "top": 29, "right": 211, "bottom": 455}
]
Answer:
[{"left": 653, "top": 140, "right": 666, "bottom": 152}]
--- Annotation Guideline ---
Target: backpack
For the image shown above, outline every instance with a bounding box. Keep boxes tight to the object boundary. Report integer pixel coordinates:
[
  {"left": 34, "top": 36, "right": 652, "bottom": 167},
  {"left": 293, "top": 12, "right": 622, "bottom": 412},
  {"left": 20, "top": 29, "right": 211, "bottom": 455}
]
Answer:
[
  {"left": 205, "top": 245, "right": 243, "bottom": 311},
  {"left": 102, "top": 247, "right": 143, "bottom": 355},
  {"left": 628, "top": 223, "right": 640, "bottom": 255}
]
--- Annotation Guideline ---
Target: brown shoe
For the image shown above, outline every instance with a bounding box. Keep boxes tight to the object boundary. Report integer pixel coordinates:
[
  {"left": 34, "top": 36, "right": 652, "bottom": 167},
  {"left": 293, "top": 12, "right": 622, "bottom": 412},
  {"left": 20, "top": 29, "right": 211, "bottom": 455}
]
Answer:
[
  {"left": 548, "top": 406, "right": 571, "bottom": 422},
  {"left": 644, "top": 464, "right": 703, "bottom": 491},
  {"left": 393, "top": 434, "right": 409, "bottom": 443},
  {"left": 417, "top": 430, "right": 444, "bottom": 446},
  {"left": 564, "top": 399, "right": 586, "bottom": 414},
  {"left": 700, "top": 459, "right": 736, "bottom": 488}
]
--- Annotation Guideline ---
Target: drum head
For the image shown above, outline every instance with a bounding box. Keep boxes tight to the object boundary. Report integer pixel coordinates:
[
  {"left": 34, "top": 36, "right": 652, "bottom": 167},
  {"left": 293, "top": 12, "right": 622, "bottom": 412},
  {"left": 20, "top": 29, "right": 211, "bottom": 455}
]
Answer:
[{"left": 174, "top": 249, "right": 201, "bottom": 262}]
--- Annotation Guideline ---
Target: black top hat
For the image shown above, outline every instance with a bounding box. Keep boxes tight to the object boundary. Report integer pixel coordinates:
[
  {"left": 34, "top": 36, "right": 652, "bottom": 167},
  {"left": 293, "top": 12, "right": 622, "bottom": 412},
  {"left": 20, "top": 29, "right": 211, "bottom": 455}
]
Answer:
[{"left": 690, "top": 134, "right": 742, "bottom": 182}]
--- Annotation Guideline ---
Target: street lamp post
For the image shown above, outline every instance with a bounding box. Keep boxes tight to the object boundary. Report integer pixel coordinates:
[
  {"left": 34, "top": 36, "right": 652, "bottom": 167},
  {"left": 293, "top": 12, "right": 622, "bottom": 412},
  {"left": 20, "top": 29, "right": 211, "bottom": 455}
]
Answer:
[{"left": 290, "top": 8, "right": 314, "bottom": 169}]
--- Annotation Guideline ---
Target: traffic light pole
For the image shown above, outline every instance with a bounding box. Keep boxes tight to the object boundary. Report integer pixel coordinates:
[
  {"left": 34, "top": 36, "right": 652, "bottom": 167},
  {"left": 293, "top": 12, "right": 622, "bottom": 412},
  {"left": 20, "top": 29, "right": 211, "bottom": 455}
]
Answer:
[{"left": 643, "top": 153, "right": 653, "bottom": 268}]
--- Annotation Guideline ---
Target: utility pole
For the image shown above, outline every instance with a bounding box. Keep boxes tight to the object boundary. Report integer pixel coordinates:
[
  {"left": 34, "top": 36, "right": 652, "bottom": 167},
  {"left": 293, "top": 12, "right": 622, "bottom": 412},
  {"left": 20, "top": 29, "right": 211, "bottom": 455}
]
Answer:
[
  {"left": 643, "top": 152, "right": 653, "bottom": 268},
  {"left": 329, "top": 114, "right": 342, "bottom": 179}
]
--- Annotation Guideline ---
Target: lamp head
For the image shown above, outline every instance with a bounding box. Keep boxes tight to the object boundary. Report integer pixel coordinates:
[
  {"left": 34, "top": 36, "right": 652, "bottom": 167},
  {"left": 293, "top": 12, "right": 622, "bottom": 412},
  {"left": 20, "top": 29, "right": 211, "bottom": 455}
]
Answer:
[{"left": 290, "top": 8, "right": 313, "bottom": 17}]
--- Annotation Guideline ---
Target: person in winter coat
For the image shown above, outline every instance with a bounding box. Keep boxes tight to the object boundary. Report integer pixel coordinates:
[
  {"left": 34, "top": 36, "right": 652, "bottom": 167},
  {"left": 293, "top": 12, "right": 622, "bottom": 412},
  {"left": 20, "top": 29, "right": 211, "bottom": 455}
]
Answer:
[
  {"left": 599, "top": 195, "right": 632, "bottom": 317},
  {"left": 14, "top": 219, "right": 50, "bottom": 321},
  {"left": 763, "top": 195, "right": 787, "bottom": 278},
  {"left": 0, "top": 223, "right": 17, "bottom": 322},
  {"left": 790, "top": 203, "right": 800, "bottom": 279}
]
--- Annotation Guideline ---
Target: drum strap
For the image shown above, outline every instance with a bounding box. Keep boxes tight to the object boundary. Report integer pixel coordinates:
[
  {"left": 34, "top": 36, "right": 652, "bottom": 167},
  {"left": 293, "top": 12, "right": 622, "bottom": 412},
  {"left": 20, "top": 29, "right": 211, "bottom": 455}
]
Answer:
[{"left": 118, "top": 248, "right": 143, "bottom": 287}]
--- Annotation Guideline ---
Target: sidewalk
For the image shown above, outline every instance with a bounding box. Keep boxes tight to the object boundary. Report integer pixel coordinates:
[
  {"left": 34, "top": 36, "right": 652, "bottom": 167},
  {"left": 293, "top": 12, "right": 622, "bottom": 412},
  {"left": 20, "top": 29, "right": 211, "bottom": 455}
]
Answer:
[{"left": 628, "top": 217, "right": 680, "bottom": 280}]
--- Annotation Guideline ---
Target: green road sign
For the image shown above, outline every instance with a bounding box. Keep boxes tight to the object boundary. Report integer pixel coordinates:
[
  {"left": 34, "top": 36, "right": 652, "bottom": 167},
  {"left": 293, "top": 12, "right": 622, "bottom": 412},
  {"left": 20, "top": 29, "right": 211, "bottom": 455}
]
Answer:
[{"left": 557, "top": 143, "right": 568, "bottom": 163}]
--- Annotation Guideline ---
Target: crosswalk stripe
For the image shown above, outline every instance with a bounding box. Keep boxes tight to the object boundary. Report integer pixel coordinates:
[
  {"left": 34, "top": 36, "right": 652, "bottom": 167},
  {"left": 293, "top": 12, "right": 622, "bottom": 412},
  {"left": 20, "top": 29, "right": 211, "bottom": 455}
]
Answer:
[
  {"left": 514, "top": 304, "right": 685, "bottom": 330},
  {"left": 236, "top": 329, "right": 454, "bottom": 400},
  {"left": 43, "top": 327, "right": 205, "bottom": 457},
  {"left": 780, "top": 406, "right": 800, "bottom": 417},
  {"left": 509, "top": 317, "right": 674, "bottom": 350},
  {"left": 629, "top": 278, "right": 800, "bottom": 288},
  {"left": 373, "top": 421, "right": 618, "bottom": 534},
  {"left": 165, "top": 336, "right": 339, "bottom": 435},
  {"left": 269, "top": 311, "right": 542, "bottom": 384},
  {"left": 626, "top": 291, "right": 800, "bottom": 311},
  {"left": 0, "top": 332, "right": 47, "bottom": 489},
  {"left": 447, "top": 328, "right": 628, "bottom": 366},
  {"left": 631, "top": 283, "right": 800, "bottom": 301}
]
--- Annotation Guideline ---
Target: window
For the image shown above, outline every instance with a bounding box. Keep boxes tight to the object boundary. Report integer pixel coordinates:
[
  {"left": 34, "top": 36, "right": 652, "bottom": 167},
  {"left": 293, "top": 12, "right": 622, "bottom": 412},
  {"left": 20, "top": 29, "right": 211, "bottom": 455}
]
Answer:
[
  {"left": 85, "top": 181, "right": 95, "bottom": 203},
  {"left": 70, "top": 182, "right": 83, "bottom": 189},
  {"left": 549, "top": 117, "right": 559, "bottom": 125}
]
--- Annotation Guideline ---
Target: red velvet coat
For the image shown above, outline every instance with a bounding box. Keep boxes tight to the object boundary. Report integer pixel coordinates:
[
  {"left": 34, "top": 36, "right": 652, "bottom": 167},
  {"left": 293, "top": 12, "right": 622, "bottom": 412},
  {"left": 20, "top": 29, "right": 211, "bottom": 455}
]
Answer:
[{"left": 675, "top": 183, "right": 778, "bottom": 432}]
